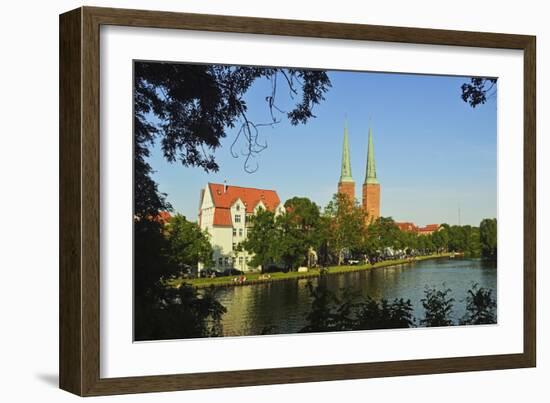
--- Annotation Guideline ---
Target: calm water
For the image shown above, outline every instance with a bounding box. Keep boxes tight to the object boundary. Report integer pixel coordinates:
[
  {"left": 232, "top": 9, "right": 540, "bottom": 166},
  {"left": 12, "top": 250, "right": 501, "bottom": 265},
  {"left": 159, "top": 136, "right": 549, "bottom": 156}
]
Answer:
[{"left": 209, "top": 258, "right": 497, "bottom": 337}]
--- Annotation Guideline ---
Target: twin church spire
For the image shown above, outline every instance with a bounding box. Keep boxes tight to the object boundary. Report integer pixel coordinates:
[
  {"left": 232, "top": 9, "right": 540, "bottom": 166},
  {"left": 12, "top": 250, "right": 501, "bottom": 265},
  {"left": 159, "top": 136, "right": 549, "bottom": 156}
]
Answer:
[
  {"left": 339, "top": 121, "right": 353, "bottom": 183},
  {"left": 337, "top": 120, "right": 381, "bottom": 222}
]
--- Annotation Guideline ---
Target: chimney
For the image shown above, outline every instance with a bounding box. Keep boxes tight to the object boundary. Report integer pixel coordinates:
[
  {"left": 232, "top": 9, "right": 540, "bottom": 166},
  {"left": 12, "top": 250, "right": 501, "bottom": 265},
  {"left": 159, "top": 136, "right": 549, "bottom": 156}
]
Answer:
[{"left": 223, "top": 180, "right": 228, "bottom": 193}]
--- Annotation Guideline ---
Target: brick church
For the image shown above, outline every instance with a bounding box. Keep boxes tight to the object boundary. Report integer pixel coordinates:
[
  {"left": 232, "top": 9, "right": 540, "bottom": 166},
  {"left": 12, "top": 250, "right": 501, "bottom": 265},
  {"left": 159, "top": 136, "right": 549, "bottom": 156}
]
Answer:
[{"left": 337, "top": 122, "right": 380, "bottom": 223}]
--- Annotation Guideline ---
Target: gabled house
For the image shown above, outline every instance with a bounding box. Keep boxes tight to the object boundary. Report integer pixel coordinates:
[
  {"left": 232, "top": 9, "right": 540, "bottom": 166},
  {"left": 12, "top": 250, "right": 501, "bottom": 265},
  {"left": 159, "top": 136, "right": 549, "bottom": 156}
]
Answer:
[{"left": 198, "top": 182, "right": 285, "bottom": 272}]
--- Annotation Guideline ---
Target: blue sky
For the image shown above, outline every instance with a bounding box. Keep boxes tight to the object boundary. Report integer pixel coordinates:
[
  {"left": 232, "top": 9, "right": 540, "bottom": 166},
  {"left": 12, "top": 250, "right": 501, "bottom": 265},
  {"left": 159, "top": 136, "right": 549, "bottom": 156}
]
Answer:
[{"left": 146, "top": 68, "right": 497, "bottom": 226}]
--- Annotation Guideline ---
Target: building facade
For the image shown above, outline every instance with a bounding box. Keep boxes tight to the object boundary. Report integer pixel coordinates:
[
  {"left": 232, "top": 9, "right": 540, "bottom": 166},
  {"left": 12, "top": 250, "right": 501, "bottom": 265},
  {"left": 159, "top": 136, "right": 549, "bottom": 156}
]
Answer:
[{"left": 198, "top": 182, "right": 285, "bottom": 272}]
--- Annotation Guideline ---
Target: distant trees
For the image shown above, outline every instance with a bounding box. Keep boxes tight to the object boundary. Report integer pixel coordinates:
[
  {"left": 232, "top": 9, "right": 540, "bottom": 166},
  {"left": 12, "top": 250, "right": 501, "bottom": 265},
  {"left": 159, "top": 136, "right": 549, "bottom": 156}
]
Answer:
[
  {"left": 445, "top": 225, "right": 481, "bottom": 257},
  {"left": 242, "top": 192, "right": 497, "bottom": 268},
  {"left": 480, "top": 218, "right": 497, "bottom": 261}
]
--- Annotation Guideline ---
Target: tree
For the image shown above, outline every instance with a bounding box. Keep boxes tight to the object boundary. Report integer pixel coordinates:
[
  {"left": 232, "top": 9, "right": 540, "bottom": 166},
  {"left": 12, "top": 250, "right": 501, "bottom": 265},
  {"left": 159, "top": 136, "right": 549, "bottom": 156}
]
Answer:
[
  {"left": 241, "top": 209, "right": 279, "bottom": 271},
  {"left": 461, "top": 77, "right": 497, "bottom": 108},
  {"left": 460, "top": 283, "right": 497, "bottom": 325},
  {"left": 364, "top": 217, "right": 403, "bottom": 257},
  {"left": 284, "top": 197, "right": 323, "bottom": 267},
  {"left": 431, "top": 225, "right": 449, "bottom": 253},
  {"left": 323, "top": 193, "right": 368, "bottom": 265},
  {"left": 300, "top": 276, "right": 342, "bottom": 333},
  {"left": 300, "top": 274, "right": 414, "bottom": 333},
  {"left": 446, "top": 224, "right": 481, "bottom": 257},
  {"left": 420, "top": 286, "right": 454, "bottom": 327},
  {"left": 480, "top": 218, "right": 497, "bottom": 261},
  {"left": 135, "top": 285, "right": 226, "bottom": 341},
  {"left": 243, "top": 199, "right": 322, "bottom": 271},
  {"left": 133, "top": 64, "right": 332, "bottom": 335},
  {"left": 133, "top": 214, "right": 227, "bottom": 341},
  {"left": 134, "top": 63, "right": 331, "bottom": 219},
  {"left": 164, "top": 214, "right": 214, "bottom": 272},
  {"left": 355, "top": 297, "right": 415, "bottom": 330}
]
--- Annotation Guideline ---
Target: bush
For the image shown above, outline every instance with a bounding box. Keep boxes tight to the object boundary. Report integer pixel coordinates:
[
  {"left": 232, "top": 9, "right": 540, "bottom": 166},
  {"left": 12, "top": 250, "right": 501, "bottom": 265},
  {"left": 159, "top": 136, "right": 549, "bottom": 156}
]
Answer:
[
  {"left": 420, "top": 286, "right": 455, "bottom": 327},
  {"left": 460, "top": 283, "right": 497, "bottom": 325}
]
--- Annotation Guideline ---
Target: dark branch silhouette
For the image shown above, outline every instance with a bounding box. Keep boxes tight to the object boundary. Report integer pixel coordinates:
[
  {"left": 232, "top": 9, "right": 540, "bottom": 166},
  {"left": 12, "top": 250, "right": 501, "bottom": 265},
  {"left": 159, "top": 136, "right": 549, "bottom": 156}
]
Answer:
[{"left": 461, "top": 77, "right": 497, "bottom": 108}]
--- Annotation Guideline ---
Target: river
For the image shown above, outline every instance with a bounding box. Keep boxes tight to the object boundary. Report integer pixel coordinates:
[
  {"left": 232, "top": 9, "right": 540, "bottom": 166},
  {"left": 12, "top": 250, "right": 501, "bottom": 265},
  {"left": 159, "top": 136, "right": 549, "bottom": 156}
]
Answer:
[{"left": 209, "top": 257, "right": 497, "bottom": 337}]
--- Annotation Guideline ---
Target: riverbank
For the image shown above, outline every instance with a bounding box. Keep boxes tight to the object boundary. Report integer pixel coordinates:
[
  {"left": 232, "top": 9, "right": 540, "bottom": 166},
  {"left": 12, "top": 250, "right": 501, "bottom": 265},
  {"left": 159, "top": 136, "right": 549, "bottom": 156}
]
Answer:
[{"left": 169, "top": 253, "right": 455, "bottom": 289}]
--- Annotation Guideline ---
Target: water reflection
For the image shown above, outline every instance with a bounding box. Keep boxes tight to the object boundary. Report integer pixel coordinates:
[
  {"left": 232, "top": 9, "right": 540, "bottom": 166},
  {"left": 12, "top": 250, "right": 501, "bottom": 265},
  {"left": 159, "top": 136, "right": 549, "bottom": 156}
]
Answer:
[{"left": 210, "top": 258, "right": 497, "bottom": 337}]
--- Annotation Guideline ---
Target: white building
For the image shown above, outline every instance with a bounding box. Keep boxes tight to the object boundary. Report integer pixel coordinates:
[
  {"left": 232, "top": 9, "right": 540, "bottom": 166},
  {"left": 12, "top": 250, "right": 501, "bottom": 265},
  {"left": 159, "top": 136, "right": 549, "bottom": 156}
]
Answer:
[{"left": 198, "top": 182, "right": 285, "bottom": 272}]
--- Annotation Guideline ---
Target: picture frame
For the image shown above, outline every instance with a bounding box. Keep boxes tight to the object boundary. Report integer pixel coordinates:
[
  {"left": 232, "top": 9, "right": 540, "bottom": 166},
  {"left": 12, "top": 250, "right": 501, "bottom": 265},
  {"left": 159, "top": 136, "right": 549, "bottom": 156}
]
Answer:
[{"left": 59, "top": 6, "right": 536, "bottom": 396}]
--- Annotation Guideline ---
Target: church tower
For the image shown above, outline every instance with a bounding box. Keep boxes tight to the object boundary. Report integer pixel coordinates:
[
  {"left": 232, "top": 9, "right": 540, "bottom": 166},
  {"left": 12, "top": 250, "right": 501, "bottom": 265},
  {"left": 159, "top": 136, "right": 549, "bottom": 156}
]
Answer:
[
  {"left": 337, "top": 121, "right": 355, "bottom": 202},
  {"left": 362, "top": 127, "right": 380, "bottom": 223}
]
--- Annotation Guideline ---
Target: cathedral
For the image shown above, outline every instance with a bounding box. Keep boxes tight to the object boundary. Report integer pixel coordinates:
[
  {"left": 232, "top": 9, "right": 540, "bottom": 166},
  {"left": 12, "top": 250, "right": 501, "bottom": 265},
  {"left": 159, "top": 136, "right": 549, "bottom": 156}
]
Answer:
[{"left": 337, "top": 122, "right": 380, "bottom": 223}]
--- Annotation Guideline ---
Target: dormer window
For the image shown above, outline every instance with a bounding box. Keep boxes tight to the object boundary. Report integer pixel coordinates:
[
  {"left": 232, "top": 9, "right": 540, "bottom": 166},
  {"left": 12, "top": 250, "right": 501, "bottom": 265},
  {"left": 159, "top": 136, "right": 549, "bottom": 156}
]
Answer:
[{"left": 236, "top": 204, "right": 240, "bottom": 211}]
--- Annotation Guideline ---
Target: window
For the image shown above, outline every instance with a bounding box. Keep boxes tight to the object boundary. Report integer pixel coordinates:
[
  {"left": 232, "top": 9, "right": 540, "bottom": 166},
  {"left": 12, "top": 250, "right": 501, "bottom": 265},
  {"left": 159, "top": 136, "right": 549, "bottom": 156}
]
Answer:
[
  {"left": 235, "top": 214, "right": 241, "bottom": 223},
  {"left": 236, "top": 204, "right": 240, "bottom": 211},
  {"left": 239, "top": 228, "right": 243, "bottom": 237},
  {"left": 224, "top": 257, "right": 229, "bottom": 266},
  {"left": 218, "top": 257, "right": 223, "bottom": 267},
  {"left": 239, "top": 257, "right": 244, "bottom": 266},
  {"left": 232, "top": 242, "right": 236, "bottom": 250},
  {"left": 232, "top": 228, "right": 237, "bottom": 236}
]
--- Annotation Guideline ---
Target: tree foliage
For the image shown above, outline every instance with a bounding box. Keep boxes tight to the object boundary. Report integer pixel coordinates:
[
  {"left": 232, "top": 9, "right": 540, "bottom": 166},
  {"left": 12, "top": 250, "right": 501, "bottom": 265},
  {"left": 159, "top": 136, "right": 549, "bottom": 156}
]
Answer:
[
  {"left": 243, "top": 198, "right": 323, "bottom": 271},
  {"left": 323, "top": 193, "right": 368, "bottom": 264},
  {"left": 461, "top": 77, "right": 497, "bottom": 108},
  {"left": 460, "top": 283, "right": 497, "bottom": 325},
  {"left": 300, "top": 274, "right": 415, "bottom": 333},
  {"left": 240, "top": 208, "right": 279, "bottom": 270},
  {"left": 135, "top": 285, "right": 226, "bottom": 341},
  {"left": 480, "top": 218, "right": 497, "bottom": 261},
  {"left": 134, "top": 63, "right": 331, "bottom": 340},
  {"left": 134, "top": 214, "right": 225, "bottom": 341},
  {"left": 134, "top": 62, "right": 331, "bottom": 220},
  {"left": 420, "top": 286, "right": 455, "bottom": 327},
  {"left": 164, "top": 214, "right": 214, "bottom": 271}
]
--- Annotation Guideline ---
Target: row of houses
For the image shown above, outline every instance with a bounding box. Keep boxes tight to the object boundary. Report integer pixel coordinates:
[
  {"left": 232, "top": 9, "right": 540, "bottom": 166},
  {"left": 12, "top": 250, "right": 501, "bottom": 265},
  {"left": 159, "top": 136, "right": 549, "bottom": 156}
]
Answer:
[{"left": 395, "top": 222, "right": 441, "bottom": 235}]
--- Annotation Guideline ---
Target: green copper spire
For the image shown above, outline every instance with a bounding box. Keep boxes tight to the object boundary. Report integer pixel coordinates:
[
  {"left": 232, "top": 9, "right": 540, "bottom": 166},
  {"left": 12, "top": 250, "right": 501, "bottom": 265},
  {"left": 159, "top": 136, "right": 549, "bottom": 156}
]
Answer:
[
  {"left": 364, "top": 127, "right": 378, "bottom": 184},
  {"left": 339, "top": 120, "right": 354, "bottom": 183}
]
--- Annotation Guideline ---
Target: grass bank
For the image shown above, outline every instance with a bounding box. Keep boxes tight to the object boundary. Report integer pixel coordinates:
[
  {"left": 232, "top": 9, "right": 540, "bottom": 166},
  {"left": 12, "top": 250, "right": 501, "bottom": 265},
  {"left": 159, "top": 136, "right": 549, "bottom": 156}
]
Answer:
[{"left": 169, "top": 253, "right": 455, "bottom": 289}]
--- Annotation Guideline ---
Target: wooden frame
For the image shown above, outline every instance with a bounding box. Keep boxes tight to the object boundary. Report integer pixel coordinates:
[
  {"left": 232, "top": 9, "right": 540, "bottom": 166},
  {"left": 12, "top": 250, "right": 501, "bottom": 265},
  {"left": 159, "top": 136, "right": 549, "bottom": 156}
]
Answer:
[{"left": 59, "top": 6, "right": 536, "bottom": 396}]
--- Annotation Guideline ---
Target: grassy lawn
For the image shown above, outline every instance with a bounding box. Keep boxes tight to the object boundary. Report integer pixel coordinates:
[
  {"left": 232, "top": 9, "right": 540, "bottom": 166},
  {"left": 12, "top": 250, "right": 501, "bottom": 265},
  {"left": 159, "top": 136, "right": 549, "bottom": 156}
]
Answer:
[{"left": 167, "top": 253, "right": 453, "bottom": 289}]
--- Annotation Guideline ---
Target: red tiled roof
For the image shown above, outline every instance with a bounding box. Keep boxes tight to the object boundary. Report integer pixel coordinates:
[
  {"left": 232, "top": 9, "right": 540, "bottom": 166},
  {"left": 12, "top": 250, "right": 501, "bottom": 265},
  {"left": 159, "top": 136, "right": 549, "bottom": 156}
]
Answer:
[
  {"left": 396, "top": 222, "right": 440, "bottom": 233},
  {"left": 396, "top": 222, "right": 417, "bottom": 232},
  {"left": 213, "top": 208, "right": 232, "bottom": 227},
  {"left": 145, "top": 211, "right": 171, "bottom": 224},
  {"left": 417, "top": 224, "right": 440, "bottom": 233},
  {"left": 208, "top": 183, "right": 281, "bottom": 226}
]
